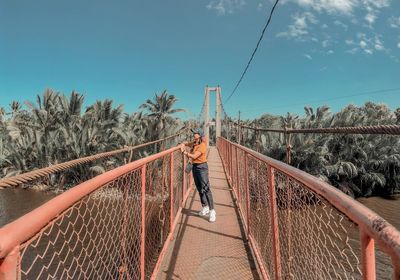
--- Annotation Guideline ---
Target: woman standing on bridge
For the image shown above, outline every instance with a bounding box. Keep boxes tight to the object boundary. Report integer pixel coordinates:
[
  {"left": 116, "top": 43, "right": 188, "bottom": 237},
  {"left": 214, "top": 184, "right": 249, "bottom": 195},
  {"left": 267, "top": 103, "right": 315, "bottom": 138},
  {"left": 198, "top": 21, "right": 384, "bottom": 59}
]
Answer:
[{"left": 180, "top": 128, "right": 216, "bottom": 222}]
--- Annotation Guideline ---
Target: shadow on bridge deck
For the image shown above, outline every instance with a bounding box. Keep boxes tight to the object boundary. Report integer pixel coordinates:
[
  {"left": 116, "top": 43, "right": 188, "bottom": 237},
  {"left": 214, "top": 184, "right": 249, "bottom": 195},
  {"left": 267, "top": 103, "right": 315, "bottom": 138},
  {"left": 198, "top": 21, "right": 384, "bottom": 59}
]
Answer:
[{"left": 156, "top": 147, "right": 260, "bottom": 280}]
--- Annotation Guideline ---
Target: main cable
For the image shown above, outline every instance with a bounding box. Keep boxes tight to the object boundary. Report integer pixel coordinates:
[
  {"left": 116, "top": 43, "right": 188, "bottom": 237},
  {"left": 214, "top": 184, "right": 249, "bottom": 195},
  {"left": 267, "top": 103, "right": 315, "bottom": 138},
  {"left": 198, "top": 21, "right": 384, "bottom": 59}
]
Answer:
[{"left": 224, "top": 0, "right": 281, "bottom": 105}]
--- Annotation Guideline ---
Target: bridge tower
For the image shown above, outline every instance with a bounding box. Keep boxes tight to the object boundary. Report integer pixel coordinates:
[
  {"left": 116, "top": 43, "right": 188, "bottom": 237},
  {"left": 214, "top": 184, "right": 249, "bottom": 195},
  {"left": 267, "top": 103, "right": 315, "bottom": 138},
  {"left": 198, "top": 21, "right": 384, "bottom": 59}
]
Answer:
[{"left": 203, "top": 86, "right": 222, "bottom": 146}]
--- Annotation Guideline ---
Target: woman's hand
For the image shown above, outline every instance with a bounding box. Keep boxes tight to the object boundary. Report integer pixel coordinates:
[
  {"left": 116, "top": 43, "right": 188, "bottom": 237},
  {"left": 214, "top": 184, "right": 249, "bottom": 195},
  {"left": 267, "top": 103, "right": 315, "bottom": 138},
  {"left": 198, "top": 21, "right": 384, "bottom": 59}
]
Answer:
[{"left": 180, "top": 144, "right": 186, "bottom": 152}]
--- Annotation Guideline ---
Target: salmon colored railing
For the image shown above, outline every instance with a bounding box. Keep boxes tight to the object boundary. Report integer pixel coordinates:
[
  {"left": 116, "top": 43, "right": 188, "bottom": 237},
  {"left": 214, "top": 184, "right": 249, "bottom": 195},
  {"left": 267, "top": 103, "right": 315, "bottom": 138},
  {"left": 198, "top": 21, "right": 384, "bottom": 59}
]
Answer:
[
  {"left": 217, "top": 137, "right": 400, "bottom": 280},
  {"left": 0, "top": 147, "right": 192, "bottom": 280},
  {"left": 0, "top": 129, "right": 188, "bottom": 189}
]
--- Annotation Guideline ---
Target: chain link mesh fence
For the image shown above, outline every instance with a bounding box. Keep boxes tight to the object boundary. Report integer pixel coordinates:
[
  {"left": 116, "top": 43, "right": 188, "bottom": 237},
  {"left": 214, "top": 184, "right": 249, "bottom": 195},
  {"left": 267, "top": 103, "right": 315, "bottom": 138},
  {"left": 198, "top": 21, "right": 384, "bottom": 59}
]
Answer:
[
  {"left": 0, "top": 146, "right": 192, "bottom": 280},
  {"left": 19, "top": 169, "right": 143, "bottom": 280},
  {"left": 217, "top": 137, "right": 400, "bottom": 280}
]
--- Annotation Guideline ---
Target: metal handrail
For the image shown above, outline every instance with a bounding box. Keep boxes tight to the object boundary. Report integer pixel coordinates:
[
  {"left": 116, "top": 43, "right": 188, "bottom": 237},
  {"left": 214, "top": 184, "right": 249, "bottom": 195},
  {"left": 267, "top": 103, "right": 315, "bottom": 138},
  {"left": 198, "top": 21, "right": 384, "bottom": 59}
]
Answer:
[
  {"left": 0, "top": 129, "right": 188, "bottom": 188},
  {"left": 0, "top": 145, "right": 193, "bottom": 280},
  {"left": 232, "top": 121, "right": 400, "bottom": 135},
  {"left": 217, "top": 137, "right": 400, "bottom": 280}
]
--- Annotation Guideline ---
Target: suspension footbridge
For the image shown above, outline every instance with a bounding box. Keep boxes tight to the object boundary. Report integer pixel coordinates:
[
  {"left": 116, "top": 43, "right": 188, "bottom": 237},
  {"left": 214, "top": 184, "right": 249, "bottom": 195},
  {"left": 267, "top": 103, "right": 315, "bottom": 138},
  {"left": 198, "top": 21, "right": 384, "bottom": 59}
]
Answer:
[{"left": 1, "top": 87, "right": 400, "bottom": 280}]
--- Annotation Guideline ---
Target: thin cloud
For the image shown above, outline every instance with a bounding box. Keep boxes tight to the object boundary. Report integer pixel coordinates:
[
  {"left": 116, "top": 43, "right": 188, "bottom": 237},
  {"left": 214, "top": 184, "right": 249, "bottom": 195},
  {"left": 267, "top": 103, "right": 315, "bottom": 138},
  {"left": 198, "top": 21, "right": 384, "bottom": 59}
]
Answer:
[
  {"left": 355, "top": 33, "right": 385, "bottom": 54},
  {"left": 374, "top": 37, "right": 385, "bottom": 51},
  {"left": 346, "top": 47, "right": 359, "bottom": 54},
  {"left": 277, "top": 0, "right": 394, "bottom": 59},
  {"left": 359, "top": 40, "right": 367, "bottom": 48},
  {"left": 277, "top": 12, "right": 317, "bottom": 39},
  {"left": 322, "top": 40, "right": 330, "bottom": 48},
  {"left": 206, "top": 0, "right": 246, "bottom": 15},
  {"left": 366, "top": 0, "right": 389, "bottom": 9},
  {"left": 304, "top": 54, "right": 313, "bottom": 60},
  {"left": 388, "top": 16, "right": 400, "bottom": 28},
  {"left": 334, "top": 20, "right": 349, "bottom": 30},
  {"left": 361, "top": 0, "right": 389, "bottom": 27},
  {"left": 294, "top": 0, "right": 357, "bottom": 15},
  {"left": 282, "top": 0, "right": 390, "bottom": 32},
  {"left": 365, "top": 12, "right": 376, "bottom": 25}
]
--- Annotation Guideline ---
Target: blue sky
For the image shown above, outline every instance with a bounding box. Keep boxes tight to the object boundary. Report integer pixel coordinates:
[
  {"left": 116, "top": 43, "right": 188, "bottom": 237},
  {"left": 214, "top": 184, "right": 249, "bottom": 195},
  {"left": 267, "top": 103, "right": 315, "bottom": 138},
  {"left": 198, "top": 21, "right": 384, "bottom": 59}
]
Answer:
[{"left": 0, "top": 0, "right": 399, "bottom": 120}]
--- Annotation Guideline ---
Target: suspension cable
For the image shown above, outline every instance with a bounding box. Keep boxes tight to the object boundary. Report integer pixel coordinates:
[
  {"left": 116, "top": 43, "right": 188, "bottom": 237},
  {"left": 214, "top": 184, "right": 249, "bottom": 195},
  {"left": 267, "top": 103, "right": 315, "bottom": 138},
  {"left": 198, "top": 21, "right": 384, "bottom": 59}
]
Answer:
[
  {"left": 197, "top": 92, "right": 207, "bottom": 127},
  {"left": 224, "top": 0, "right": 281, "bottom": 105},
  {"left": 231, "top": 121, "right": 400, "bottom": 135},
  {"left": 0, "top": 127, "right": 189, "bottom": 188}
]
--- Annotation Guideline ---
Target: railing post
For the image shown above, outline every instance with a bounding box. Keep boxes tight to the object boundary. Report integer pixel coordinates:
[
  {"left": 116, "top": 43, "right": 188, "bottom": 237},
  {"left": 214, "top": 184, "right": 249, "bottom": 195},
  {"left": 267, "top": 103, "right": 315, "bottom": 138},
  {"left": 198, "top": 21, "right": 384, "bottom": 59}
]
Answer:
[
  {"left": 225, "top": 140, "right": 228, "bottom": 175},
  {"left": 0, "top": 246, "right": 20, "bottom": 280},
  {"left": 189, "top": 171, "right": 193, "bottom": 190},
  {"left": 255, "top": 127, "right": 260, "bottom": 153},
  {"left": 226, "top": 141, "right": 228, "bottom": 163},
  {"left": 393, "top": 258, "right": 400, "bottom": 280},
  {"left": 140, "top": 165, "right": 146, "bottom": 280},
  {"left": 235, "top": 146, "right": 240, "bottom": 201},
  {"left": 170, "top": 153, "right": 174, "bottom": 233},
  {"left": 226, "top": 143, "right": 231, "bottom": 180},
  {"left": 284, "top": 127, "right": 292, "bottom": 165},
  {"left": 182, "top": 154, "right": 186, "bottom": 205},
  {"left": 267, "top": 165, "right": 282, "bottom": 280},
  {"left": 244, "top": 153, "right": 250, "bottom": 237},
  {"left": 120, "top": 174, "right": 129, "bottom": 278},
  {"left": 360, "top": 231, "right": 376, "bottom": 280},
  {"left": 128, "top": 148, "right": 134, "bottom": 163},
  {"left": 229, "top": 143, "right": 233, "bottom": 182}
]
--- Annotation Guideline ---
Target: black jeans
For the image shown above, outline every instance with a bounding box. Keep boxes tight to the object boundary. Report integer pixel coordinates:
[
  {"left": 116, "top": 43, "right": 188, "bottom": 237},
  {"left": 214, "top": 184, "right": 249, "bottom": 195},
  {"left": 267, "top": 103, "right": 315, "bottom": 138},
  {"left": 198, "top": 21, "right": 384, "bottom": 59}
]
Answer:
[{"left": 192, "top": 163, "right": 214, "bottom": 210}]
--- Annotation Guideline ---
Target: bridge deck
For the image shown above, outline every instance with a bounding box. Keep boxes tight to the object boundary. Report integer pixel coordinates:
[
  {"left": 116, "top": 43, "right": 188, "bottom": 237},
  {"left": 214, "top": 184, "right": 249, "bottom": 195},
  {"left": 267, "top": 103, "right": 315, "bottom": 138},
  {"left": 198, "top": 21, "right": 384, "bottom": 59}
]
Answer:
[{"left": 156, "top": 147, "right": 259, "bottom": 280}]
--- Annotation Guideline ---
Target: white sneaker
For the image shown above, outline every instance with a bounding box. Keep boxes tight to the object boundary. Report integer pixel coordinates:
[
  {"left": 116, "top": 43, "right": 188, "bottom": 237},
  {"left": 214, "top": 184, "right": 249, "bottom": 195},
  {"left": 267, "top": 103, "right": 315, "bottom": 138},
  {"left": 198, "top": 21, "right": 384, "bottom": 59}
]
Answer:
[
  {"left": 209, "top": 210, "right": 216, "bottom": 222},
  {"left": 199, "top": 206, "right": 210, "bottom": 217}
]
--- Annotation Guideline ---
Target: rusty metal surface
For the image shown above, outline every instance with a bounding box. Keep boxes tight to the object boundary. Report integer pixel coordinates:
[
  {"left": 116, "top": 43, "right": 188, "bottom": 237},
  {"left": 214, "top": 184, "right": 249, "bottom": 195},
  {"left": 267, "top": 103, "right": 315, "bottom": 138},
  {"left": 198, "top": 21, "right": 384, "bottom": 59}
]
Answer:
[
  {"left": 0, "top": 146, "right": 193, "bottom": 280},
  {"left": 218, "top": 137, "right": 400, "bottom": 280},
  {"left": 2, "top": 134, "right": 399, "bottom": 279},
  {"left": 156, "top": 147, "right": 260, "bottom": 280}
]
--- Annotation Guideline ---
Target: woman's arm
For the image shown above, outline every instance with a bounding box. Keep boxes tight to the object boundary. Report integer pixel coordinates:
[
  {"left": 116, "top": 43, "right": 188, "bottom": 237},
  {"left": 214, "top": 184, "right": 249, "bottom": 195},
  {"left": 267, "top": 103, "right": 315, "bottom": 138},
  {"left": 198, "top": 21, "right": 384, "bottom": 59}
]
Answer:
[
  {"left": 181, "top": 140, "right": 195, "bottom": 148},
  {"left": 183, "top": 150, "right": 201, "bottom": 160}
]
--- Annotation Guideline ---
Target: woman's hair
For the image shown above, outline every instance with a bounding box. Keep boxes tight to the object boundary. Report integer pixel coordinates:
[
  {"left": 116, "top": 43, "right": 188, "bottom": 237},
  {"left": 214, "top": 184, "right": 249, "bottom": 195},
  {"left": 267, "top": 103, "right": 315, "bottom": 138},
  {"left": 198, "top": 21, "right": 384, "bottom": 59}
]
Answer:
[{"left": 192, "top": 136, "right": 206, "bottom": 145}]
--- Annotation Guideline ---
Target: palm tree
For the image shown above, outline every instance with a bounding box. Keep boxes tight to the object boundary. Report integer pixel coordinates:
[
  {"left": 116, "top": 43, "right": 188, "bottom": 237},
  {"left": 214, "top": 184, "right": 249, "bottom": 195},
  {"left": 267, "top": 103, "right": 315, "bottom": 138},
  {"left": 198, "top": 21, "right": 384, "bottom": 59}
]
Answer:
[
  {"left": 236, "top": 102, "right": 400, "bottom": 198},
  {"left": 10, "top": 101, "right": 22, "bottom": 116},
  {"left": 0, "top": 107, "right": 5, "bottom": 123},
  {"left": 140, "top": 90, "right": 185, "bottom": 139},
  {"left": 395, "top": 108, "right": 400, "bottom": 124}
]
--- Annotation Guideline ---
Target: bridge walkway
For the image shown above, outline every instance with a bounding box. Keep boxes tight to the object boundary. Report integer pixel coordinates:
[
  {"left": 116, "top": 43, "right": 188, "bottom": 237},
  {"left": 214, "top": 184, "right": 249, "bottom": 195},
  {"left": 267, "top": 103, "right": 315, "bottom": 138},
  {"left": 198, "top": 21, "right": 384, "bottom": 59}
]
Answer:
[{"left": 156, "top": 147, "right": 260, "bottom": 280}]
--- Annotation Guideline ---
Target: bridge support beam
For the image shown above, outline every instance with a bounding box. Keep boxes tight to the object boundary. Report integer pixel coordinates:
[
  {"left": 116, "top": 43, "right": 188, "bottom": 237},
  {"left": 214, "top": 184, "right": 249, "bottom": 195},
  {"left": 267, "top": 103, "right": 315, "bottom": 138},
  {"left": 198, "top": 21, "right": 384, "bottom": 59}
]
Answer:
[
  {"left": 204, "top": 86, "right": 210, "bottom": 146},
  {"left": 203, "top": 86, "right": 222, "bottom": 146},
  {"left": 216, "top": 86, "right": 222, "bottom": 139}
]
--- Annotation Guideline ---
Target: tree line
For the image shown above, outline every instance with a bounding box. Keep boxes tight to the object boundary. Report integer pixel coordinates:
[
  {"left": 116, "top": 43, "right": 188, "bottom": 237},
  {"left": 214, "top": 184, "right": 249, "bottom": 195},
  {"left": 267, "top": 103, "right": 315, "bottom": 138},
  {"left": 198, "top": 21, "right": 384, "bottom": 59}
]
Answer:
[
  {"left": 0, "top": 89, "right": 186, "bottom": 190},
  {"left": 222, "top": 103, "right": 400, "bottom": 198},
  {"left": 2, "top": 90, "right": 399, "bottom": 198}
]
